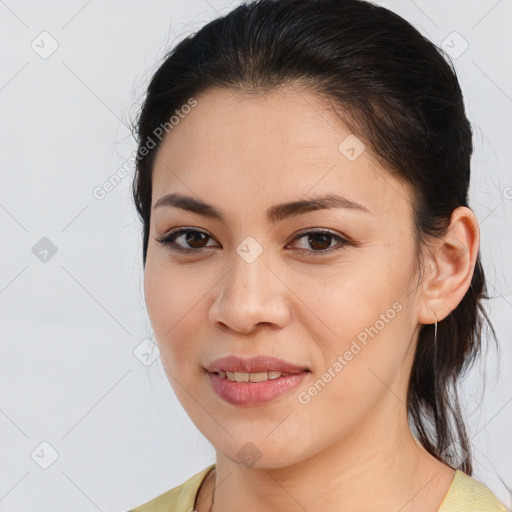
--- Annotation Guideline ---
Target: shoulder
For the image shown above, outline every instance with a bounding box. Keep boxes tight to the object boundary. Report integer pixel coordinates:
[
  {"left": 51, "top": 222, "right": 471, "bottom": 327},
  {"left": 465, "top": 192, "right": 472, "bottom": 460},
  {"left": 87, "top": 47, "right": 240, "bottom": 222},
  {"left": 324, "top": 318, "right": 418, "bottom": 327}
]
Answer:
[
  {"left": 126, "top": 464, "right": 216, "bottom": 512},
  {"left": 438, "top": 470, "right": 508, "bottom": 511}
]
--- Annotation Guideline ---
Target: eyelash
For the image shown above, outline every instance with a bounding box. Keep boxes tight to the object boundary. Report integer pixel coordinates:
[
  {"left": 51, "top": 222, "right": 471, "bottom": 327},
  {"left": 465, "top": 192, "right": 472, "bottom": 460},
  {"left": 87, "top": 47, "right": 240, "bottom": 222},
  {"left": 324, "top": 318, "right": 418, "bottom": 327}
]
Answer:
[{"left": 155, "top": 228, "right": 351, "bottom": 257}]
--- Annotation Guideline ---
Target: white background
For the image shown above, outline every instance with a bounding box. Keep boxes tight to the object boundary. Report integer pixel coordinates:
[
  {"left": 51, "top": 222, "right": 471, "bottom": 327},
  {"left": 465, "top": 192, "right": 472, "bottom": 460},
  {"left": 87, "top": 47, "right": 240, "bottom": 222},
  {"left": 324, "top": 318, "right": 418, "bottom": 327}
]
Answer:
[{"left": 1, "top": 1, "right": 511, "bottom": 510}]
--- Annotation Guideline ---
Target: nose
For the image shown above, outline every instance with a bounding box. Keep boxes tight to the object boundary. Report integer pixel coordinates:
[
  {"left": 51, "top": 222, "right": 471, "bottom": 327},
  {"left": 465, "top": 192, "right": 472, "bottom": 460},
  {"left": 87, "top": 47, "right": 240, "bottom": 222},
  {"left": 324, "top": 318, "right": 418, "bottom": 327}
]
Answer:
[{"left": 208, "top": 248, "right": 290, "bottom": 334}]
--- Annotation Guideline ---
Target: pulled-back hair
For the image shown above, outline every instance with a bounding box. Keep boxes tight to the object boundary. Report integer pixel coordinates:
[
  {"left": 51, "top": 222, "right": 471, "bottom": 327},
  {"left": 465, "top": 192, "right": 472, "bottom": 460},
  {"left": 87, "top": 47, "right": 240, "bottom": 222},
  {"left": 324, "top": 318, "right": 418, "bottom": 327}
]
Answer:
[{"left": 131, "top": 0, "right": 494, "bottom": 474}]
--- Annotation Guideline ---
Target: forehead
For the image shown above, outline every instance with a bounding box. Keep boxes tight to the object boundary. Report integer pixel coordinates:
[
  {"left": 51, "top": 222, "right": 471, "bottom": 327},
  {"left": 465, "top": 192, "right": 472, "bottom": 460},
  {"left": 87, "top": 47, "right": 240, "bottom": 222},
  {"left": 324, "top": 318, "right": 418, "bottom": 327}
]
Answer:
[{"left": 151, "top": 86, "right": 414, "bottom": 222}]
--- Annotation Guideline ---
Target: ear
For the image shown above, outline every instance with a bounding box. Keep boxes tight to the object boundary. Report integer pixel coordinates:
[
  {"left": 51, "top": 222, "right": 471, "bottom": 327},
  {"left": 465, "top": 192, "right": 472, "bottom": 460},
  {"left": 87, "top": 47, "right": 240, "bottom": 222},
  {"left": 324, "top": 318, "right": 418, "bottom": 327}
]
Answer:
[{"left": 417, "top": 206, "right": 480, "bottom": 324}]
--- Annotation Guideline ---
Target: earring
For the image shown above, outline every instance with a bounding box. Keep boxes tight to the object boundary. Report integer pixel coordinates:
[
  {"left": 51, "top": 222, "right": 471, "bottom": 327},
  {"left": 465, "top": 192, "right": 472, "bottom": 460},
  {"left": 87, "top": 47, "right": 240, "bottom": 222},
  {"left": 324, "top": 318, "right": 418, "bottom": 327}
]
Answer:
[{"left": 433, "top": 319, "right": 439, "bottom": 364}]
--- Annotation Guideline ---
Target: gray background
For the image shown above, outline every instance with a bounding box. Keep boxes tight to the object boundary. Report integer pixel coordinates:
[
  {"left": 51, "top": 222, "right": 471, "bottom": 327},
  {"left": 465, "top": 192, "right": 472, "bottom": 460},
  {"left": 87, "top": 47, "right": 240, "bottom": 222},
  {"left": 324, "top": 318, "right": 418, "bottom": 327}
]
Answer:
[{"left": 1, "top": 0, "right": 511, "bottom": 510}]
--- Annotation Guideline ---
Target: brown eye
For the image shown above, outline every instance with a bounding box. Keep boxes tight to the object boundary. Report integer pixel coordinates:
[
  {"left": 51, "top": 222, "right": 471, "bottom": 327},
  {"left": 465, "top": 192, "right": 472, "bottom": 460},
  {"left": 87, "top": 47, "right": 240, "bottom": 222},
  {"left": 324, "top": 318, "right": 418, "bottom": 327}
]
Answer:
[
  {"left": 155, "top": 228, "right": 217, "bottom": 253},
  {"left": 183, "top": 231, "right": 209, "bottom": 249},
  {"left": 307, "top": 232, "right": 333, "bottom": 251},
  {"left": 288, "top": 229, "right": 351, "bottom": 257}
]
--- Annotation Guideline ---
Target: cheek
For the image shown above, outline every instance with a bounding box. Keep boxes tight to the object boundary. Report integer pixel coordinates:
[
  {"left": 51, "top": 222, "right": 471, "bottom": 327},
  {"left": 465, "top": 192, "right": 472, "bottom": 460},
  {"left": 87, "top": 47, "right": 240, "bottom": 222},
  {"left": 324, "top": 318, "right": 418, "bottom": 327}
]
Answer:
[
  {"left": 290, "top": 281, "right": 413, "bottom": 444},
  {"left": 144, "top": 261, "right": 206, "bottom": 366},
  {"left": 304, "top": 251, "right": 416, "bottom": 382},
  {"left": 144, "top": 264, "right": 213, "bottom": 415},
  {"left": 301, "top": 254, "right": 410, "bottom": 336}
]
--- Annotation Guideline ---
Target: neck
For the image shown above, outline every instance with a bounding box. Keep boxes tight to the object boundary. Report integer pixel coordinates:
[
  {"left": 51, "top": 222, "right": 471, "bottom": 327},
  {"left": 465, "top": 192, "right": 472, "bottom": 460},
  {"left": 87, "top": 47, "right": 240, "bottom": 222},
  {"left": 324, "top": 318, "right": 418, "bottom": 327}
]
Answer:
[{"left": 206, "top": 407, "right": 454, "bottom": 512}]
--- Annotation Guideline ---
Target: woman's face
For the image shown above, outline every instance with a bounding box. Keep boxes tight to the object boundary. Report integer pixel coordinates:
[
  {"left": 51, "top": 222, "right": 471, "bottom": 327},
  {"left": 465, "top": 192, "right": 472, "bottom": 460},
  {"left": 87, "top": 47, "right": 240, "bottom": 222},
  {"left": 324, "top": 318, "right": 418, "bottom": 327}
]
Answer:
[{"left": 144, "top": 86, "right": 425, "bottom": 467}]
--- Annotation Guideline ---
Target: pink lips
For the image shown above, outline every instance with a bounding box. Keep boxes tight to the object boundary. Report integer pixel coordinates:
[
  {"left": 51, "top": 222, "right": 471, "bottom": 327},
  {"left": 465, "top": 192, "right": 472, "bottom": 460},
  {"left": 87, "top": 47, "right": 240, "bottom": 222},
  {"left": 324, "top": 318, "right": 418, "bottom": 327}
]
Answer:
[
  {"left": 206, "top": 355, "right": 310, "bottom": 406},
  {"left": 207, "top": 355, "right": 308, "bottom": 374}
]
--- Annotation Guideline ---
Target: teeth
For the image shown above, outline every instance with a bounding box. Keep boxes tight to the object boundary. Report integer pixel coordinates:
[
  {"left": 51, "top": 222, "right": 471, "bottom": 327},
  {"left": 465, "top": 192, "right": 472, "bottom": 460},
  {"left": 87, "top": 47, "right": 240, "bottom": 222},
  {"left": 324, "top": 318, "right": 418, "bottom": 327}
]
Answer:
[
  {"left": 249, "top": 371, "right": 269, "bottom": 383},
  {"left": 234, "top": 371, "right": 249, "bottom": 382},
  {"left": 219, "top": 370, "right": 287, "bottom": 382}
]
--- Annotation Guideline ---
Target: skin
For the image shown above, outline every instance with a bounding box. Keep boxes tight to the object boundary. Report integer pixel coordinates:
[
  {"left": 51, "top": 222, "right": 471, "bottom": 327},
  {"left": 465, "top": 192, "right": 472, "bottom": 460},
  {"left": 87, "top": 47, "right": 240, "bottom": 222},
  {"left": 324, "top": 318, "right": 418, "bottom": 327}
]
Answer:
[{"left": 143, "top": 85, "right": 480, "bottom": 512}]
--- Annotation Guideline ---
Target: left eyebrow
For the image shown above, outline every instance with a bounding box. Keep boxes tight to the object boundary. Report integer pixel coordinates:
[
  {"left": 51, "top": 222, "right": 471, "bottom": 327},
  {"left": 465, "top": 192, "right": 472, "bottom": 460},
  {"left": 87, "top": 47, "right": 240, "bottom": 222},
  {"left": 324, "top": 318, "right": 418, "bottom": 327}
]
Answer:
[{"left": 153, "top": 192, "right": 371, "bottom": 224}]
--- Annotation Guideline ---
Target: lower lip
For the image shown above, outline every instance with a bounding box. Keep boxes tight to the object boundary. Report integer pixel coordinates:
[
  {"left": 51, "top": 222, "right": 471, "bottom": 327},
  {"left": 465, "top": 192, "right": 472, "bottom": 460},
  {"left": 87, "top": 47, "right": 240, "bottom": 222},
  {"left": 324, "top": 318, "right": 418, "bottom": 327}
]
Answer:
[{"left": 208, "top": 371, "right": 309, "bottom": 406}]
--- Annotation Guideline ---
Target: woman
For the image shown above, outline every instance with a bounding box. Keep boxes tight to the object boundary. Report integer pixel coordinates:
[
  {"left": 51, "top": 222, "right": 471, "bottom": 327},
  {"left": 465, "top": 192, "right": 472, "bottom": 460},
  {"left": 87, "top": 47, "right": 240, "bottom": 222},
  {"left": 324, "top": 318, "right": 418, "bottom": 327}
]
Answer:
[{"left": 128, "top": 0, "right": 506, "bottom": 510}]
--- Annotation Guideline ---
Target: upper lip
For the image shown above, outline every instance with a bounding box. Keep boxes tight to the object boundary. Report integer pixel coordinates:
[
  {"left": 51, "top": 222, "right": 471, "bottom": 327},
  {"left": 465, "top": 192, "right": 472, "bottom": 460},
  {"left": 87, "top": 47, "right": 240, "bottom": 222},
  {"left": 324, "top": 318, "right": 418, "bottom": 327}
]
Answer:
[{"left": 206, "top": 355, "right": 309, "bottom": 374}]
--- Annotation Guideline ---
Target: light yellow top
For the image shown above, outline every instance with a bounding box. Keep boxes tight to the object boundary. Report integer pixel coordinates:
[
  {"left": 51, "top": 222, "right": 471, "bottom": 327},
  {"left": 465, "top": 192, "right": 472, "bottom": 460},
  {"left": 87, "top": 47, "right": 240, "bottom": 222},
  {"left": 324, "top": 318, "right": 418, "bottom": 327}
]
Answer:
[{"left": 127, "top": 464, "right": 508, "bottom": 512}]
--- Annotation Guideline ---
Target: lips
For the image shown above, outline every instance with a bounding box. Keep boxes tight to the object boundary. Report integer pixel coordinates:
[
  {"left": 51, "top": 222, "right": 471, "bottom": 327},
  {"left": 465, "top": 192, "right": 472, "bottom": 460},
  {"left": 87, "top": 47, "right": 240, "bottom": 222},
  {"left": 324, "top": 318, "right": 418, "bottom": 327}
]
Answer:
[
  {"left": 206, "top": 355, "right": 310, "bottom": 405},
  {"left": 206, "top": 355, "right": 309, "bottom": 374}
]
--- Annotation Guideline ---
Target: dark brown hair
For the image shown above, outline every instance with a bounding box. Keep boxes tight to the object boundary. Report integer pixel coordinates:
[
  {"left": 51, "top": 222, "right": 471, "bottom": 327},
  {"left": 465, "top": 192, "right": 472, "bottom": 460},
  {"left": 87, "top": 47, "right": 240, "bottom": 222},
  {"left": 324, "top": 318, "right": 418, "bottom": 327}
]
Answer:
[{"left": 131, "top": 0, "right": 495, "bottom": 474}]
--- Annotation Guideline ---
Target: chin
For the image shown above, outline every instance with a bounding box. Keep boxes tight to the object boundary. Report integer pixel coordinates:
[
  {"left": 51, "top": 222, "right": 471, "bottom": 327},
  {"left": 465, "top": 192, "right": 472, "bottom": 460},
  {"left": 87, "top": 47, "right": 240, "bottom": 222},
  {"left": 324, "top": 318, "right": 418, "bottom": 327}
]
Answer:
[{"left": 215, "top": 435, "right": 307, "bottom": 470}]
